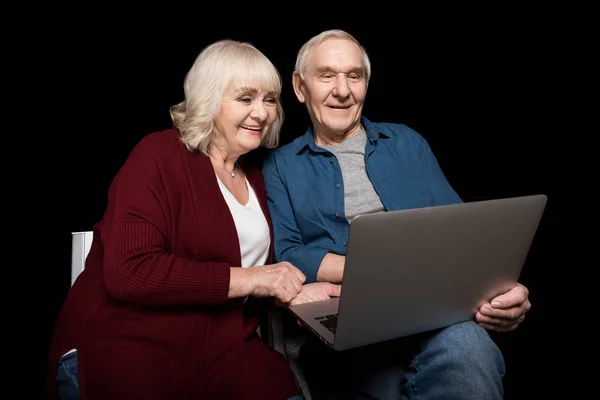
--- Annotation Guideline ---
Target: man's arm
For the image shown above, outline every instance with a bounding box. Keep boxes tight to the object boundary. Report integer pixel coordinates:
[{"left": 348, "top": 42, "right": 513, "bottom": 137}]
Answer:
[
  {"left": 316, "top": 253, "right": 345, "bottom": 283},
  {"left": 263, "top": 153, "right": 331, "bottom": 283}
]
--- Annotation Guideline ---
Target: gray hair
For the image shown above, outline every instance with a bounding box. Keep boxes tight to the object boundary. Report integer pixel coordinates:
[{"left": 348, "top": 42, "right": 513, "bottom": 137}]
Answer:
[
  {"left": 170, "top": 40, "right": 283, "bottom": 154},
  {"left": 294, "top": 29, "right": 371, "bottom": 83}
]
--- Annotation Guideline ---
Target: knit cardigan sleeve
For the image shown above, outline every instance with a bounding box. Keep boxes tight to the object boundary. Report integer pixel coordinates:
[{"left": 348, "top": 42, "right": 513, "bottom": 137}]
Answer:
[{"left": 99, "top": 132, "right": 231, "bottom": 306}]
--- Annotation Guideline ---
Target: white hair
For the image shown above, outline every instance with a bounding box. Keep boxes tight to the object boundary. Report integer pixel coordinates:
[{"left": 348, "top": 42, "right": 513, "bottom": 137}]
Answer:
[
  {"left": 294, "top": 29, "right": 371, "bottom": 83},
  {"left": 170, "top": 39, "right": 283, "bottom": 154}
]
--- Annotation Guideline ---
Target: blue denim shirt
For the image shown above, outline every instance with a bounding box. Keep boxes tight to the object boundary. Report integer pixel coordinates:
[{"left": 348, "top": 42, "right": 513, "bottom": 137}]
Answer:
[{"left": 262, "top": 117, "right": 462, "bottom": 283}]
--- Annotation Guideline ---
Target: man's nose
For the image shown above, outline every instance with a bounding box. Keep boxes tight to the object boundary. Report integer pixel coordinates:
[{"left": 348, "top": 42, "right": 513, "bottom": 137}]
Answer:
[{"left": 332, "top": 75, "right": 350, "bottom": 98}]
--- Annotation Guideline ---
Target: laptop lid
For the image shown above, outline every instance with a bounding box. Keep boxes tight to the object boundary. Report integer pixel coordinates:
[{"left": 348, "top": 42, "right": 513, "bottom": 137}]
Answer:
[{"left": 289, "top": 194, "right": 547, "bottom": 351}]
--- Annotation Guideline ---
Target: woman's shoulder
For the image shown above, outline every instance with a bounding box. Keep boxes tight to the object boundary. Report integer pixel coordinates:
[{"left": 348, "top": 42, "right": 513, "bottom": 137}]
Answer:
[
  {"left": 135, "top": 128, "right": 182, "bottom": 153},
  {"left": 124, "top": 129, "right": 186, "bottom": 164}
]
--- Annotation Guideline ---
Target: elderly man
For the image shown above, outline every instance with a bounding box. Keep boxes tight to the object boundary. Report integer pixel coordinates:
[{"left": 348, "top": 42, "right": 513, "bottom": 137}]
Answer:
[{"left": 263, "top": 29, "right": 531, "bottom": 399}]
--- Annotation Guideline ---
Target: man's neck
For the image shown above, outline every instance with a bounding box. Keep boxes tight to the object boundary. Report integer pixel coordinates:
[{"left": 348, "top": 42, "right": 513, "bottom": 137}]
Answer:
[{"left": 314, "top": 124, "right": 363, "bottom": 146}]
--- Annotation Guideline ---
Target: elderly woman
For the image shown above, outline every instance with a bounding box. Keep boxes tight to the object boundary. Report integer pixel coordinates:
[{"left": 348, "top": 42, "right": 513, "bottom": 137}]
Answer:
[{"left": 46, "top": 39, "right": 335, "bottom": 400}]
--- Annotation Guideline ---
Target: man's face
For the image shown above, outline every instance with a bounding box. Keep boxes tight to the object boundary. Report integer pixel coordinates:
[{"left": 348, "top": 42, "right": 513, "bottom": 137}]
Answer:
[{"left": 293, "top": 38, "right": 367, "bottom": 140}]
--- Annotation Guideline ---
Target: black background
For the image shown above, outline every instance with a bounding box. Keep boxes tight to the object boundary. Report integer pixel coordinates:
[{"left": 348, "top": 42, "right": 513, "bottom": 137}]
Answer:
[{"left": 32, "top": 17, "right": 575, "bottom": 399}]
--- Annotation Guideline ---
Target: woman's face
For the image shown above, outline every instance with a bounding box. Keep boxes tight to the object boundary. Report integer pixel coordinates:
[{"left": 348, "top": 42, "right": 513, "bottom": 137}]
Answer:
[{"left": 214, "top": 83, "right": 279, "bottom": 155}]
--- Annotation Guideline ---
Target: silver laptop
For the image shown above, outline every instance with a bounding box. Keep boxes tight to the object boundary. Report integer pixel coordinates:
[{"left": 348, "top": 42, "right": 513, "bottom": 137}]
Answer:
[{"left": 287, "top": 194, "right": 547, "bottom": 351}]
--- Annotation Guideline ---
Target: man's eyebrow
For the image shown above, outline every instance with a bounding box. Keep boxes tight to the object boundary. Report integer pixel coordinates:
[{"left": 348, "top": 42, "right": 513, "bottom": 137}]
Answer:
[
  {"left": 315, "top": 66, "right": 335, "bottom": 73},
  {"left": 315, "top": 65, "right": 364, "bottom": 75}
]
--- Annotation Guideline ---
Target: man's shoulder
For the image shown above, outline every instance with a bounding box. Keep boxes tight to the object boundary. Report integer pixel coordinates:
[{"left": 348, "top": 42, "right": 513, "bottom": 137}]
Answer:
[
  {"left": 262, "top": 135, "right": 309, "bottom": 179},
  {"left": 368, "top": 120, "right": 422, "bottom": 139},
  {"left": 265, "top": 135, "right": 305, "bottom": 163},
  {"left": 365, "top": 119, "right": 427, "bottom": 148},
  {"left": 276, "top": 135, "right": 307, "bottom": 154}
]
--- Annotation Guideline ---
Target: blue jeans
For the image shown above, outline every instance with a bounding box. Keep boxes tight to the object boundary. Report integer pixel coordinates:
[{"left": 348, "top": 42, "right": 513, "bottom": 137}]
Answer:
[
  {"left": 299, "top": 321, "right": 505, "bottom": 400},
  {"left": 56, "top": 351, "right": 80, "bottom": 400}
]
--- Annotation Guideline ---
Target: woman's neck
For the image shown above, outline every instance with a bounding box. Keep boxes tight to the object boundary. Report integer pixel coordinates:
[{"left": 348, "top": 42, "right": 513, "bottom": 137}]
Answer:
[{"left": 209, "top": 148, "right": 240, "bottom": 177}]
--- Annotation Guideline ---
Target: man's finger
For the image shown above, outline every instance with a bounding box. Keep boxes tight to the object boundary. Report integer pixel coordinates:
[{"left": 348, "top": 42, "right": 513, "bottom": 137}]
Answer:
[
  {"left": 490, "top": 284, "right": 528, "bottom": 309},
  {"left": 328, "top": 284, "right": 342, "bottom": 297}
]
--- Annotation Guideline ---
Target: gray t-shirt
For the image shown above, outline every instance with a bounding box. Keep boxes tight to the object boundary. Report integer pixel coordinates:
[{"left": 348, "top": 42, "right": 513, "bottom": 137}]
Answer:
[{"left": 321, "top": 129, "right": 385, "bottom": 222}]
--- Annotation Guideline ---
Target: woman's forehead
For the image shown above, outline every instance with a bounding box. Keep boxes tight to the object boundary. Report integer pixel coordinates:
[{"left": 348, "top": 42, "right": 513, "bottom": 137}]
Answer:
[{"left": 228, "top": 81, "right": 279, "bottom": 95}]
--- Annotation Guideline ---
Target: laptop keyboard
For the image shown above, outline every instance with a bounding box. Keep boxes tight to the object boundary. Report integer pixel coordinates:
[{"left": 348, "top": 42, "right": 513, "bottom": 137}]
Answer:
[{"left": 315, "top": 313, "right": 338, "bottom": 334}]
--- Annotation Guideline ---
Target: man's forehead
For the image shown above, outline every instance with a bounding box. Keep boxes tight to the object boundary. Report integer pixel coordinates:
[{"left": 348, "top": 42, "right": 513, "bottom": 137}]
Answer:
[{"left": 307, "top": 39, "right": 363, "bottom": 70}]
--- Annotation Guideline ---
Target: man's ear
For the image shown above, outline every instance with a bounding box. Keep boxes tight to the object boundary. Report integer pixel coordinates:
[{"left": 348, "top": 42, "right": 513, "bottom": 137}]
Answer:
[{"left": 292, "top": 71, "right": 305, "bottom": 103}]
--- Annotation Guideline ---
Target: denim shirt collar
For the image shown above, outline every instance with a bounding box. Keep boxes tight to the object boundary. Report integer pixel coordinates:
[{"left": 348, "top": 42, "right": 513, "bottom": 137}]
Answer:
[{"left": 293, "top": 116, "right": 389, "bottom": 155}]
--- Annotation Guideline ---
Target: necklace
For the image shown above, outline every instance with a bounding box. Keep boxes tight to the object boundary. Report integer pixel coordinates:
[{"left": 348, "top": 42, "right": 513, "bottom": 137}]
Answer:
[{"left": 210, "top": 155, "right": 237, "bottom": 178}]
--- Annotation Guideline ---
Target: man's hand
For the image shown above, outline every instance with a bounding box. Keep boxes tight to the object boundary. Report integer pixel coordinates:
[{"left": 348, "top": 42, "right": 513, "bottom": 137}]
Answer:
[
  {"left": 476, "top": 283, "right": 531, "bottom": 332},
  {"left": 285, "top": 282, "right": 342, "bottom": 306}
]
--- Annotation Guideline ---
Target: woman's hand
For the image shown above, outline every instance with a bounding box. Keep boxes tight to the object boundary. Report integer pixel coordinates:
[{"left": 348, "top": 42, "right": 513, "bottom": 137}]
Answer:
[{"left": 246, "top": 262, "right": 306, "bottom": 303}]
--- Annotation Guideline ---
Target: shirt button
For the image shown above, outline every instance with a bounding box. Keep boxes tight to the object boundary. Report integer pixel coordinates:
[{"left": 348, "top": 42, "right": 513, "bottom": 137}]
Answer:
[
  {"left": 335, "top": 183, "right": 341, "bottom": 189},
  {"left": 329, "top": 158, "right": 334, "bottom": 164},
  {"left": 335, "top": 212, "right": 340, "bottom": 218},
  {"left": 343, "top": 241, "right": 347, "bottom": 247}
]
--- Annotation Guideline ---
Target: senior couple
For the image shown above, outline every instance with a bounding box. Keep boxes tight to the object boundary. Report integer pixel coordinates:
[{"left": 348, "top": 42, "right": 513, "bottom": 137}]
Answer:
[{"left": 47, "top": 29, "right": 531, "bottom": 399}]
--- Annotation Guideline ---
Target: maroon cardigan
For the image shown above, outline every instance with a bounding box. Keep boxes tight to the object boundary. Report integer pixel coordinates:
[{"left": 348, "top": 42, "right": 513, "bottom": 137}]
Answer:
[{"left": 46, "top": 129, "right": 298, "bottom": 399}]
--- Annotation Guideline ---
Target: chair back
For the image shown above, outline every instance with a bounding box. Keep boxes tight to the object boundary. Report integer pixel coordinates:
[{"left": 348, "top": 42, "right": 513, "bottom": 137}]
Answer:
[{"left": 71, "top": 231, "right": 93, "bottom": 286}]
